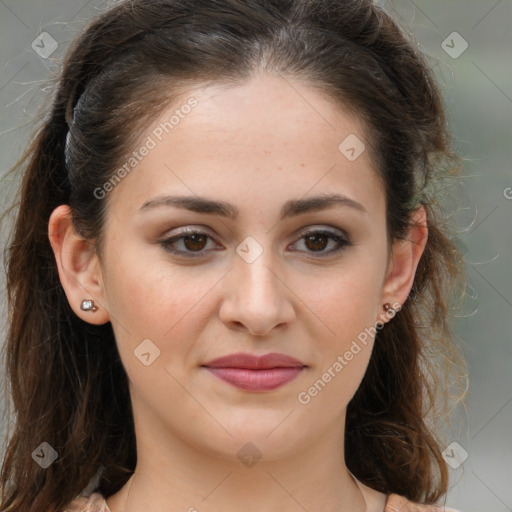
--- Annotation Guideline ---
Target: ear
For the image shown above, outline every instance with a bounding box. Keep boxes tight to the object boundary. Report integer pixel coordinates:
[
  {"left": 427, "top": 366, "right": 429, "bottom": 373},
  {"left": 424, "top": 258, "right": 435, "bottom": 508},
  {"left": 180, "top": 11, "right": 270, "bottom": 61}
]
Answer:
[
  {"left": 48, "top": 204, "right": 110, "bottom": 325},
  {"left": 380, "top": 205, "right": 428, "bottom": 320}
]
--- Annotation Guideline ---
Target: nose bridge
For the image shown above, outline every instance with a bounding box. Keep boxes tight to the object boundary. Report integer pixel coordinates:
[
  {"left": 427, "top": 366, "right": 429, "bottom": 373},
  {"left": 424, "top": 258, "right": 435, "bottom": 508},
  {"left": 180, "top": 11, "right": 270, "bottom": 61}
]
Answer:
[
  {"left": 235, "top": 241, "right": 283, "bottom": 307},
  {"left": 220, "top": 237, "right": 295, "bottom": 335}
]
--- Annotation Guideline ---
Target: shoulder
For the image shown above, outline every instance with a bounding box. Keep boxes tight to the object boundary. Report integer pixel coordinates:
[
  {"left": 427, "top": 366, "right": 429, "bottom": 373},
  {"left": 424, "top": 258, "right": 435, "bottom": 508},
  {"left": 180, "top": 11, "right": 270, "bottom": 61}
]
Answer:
[
  {"left": 385, "top": 493, "right": 461, "bottom": 512},
  {"left": 62, "top": 492, "right": 110, "bottom": 512}
]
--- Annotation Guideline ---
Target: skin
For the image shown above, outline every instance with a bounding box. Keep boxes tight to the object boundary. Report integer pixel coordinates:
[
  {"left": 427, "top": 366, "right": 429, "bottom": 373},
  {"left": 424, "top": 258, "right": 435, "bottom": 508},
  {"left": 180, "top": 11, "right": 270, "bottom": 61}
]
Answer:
[{"left": 49, "top": 73, "right": 427, "bottom": 512}]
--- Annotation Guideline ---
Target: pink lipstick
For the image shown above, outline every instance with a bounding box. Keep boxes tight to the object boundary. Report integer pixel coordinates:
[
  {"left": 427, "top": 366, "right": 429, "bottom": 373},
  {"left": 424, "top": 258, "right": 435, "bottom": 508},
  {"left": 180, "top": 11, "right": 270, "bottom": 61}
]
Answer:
[{"left": 202, "top": 352, "right": 307, "bottom": 392}]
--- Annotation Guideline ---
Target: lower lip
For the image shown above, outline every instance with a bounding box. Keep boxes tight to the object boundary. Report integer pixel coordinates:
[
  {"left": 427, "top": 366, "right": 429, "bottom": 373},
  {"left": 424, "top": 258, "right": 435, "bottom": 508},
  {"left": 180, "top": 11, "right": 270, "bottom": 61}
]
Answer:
[{"left": 205, "top": 367, "right": 306, "bottom": 391}]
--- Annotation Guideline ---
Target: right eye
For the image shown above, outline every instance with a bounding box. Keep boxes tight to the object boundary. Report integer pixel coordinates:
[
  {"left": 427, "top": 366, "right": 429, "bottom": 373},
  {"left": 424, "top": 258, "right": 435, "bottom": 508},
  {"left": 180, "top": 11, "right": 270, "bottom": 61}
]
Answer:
[{"left": 159, "top": 228, "right": 219, "bottom": 258}]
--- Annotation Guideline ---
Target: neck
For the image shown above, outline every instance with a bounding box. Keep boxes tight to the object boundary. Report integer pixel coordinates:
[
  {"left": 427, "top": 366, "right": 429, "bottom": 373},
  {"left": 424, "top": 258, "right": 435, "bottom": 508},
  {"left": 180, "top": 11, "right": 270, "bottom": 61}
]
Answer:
[{"left": 111, "top": 460, "right": 366, "bottom": 512}]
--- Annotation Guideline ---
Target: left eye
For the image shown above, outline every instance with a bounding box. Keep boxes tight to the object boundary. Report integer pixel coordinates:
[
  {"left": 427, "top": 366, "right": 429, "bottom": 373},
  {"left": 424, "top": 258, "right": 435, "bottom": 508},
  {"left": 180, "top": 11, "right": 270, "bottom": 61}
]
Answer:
[
  {"left": 159, "top": 228, "right": 351, "bottom": 258},
  {"left": 292, "top": 229, "right": 351, "bottom": 255}
]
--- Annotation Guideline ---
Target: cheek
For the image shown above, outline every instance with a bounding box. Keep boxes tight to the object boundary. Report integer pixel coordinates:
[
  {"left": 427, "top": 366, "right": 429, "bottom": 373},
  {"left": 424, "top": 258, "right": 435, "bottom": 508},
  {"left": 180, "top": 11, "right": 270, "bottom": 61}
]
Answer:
[
  {"left": 297, "top": 298, "right": 376, "bottom": 420},
  {"left": 105, "top": 241, "right": 194, "bottom": 327},
  {"left": 102, "top": 250, "right": 205, "bottom": 372},
  {"left": 305, "top": 255, "right": 384, "bottom": 341},
  {"left": 297, "top": 256, "right": 384, "bottom": 403}
]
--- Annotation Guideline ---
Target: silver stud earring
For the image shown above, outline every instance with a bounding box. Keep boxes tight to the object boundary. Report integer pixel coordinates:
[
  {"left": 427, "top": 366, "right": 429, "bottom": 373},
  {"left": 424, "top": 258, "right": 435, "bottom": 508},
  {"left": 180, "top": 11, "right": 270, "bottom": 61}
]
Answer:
[
  {"left": 383, "top": 303, "right": 396, "bottom": 315},
  {"left": 376, "top": 303, "right": 400, "bottom": 330},
  {"left": 80, "top": 299, "right": 98, "bottom": 312}
]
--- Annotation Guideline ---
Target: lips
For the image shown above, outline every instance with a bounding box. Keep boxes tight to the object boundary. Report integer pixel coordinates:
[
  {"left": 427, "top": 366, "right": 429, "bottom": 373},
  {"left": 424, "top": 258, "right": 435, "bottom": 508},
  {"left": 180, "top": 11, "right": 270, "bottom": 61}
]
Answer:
[
  {"left": 202, "top": 352, "right": 307, "bottom": 391},
  {"left": 204, "top": 352, "right": 306, "bottom": 369}
]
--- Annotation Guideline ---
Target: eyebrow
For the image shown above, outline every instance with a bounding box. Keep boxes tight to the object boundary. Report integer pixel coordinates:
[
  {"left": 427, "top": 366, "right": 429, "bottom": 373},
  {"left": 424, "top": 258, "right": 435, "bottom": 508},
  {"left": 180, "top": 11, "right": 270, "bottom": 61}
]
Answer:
[{"left": 138, "top": 193, "right": 367, "bottom": 219}]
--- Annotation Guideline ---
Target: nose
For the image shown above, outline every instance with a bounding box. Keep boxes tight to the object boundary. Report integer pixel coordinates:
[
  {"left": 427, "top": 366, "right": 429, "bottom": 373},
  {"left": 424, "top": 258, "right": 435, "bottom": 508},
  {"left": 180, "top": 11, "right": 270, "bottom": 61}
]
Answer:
[{"left": 219, "top": 250, "right": 296, "bottom": 337}]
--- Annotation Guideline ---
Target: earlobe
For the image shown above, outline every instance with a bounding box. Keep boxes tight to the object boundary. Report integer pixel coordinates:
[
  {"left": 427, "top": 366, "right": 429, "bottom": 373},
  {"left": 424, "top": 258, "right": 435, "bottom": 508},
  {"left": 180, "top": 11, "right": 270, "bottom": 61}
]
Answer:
[
  {"left": 48, "top": 205, "right": 110, "bottom": 325},
  {"left": 380, "top": 205, "right": 428, "bottom": 314}
]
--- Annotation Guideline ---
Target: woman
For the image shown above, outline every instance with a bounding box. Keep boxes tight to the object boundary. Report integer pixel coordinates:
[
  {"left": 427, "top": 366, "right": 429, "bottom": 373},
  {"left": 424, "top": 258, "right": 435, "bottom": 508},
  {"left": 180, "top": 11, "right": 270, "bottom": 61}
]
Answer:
[{"left": 0, "top": 0, "right": 468, "bottom": 511}]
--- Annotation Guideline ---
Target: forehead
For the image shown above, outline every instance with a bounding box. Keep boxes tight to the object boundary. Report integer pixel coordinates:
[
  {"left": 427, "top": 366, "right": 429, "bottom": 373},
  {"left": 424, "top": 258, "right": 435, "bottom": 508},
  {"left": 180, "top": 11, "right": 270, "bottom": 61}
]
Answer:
[{"left": 104, "top": 73, "right": 384, "bottom": 222}]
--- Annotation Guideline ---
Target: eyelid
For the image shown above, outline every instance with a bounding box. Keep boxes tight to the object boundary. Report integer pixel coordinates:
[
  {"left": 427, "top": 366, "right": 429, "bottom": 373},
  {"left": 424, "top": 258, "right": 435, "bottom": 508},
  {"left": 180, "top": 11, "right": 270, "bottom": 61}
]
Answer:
[
  {"left": 295, "top": 225, "right": 349, "bottom": 240},
  {"left": 163, "top": 224, "right": 349, "bottom": 241}
]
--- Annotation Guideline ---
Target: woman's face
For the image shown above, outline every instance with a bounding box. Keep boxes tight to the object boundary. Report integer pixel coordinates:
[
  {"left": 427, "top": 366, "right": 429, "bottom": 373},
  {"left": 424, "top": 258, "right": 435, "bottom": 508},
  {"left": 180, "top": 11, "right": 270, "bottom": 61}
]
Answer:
[{"left": 72, "top": 74, "right": 407, "bottom": 462}]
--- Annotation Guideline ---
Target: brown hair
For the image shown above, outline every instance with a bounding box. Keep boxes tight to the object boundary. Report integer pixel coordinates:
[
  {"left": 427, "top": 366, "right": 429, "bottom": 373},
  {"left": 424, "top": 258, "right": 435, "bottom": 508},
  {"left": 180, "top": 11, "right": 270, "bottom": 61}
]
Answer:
[{"left": 0, "top": 1, "right": 468, "bottom": 510}]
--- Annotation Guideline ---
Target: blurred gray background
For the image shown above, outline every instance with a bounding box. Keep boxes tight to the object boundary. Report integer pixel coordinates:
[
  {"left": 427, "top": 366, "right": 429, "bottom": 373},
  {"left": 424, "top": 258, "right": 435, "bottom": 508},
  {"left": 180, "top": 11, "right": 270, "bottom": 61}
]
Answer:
[{"left": 0, "top": 1, "right": 511, "bottom": 511}]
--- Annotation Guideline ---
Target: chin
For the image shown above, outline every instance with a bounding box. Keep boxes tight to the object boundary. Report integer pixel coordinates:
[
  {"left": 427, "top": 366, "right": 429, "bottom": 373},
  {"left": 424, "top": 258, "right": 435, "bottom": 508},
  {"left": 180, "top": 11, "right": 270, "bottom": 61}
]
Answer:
[
  {"left": 195, "top": 417, "right": 309, "bottom": 464},
  {"left": 201, "top": 435, "right": 301, "bottom": 466}
]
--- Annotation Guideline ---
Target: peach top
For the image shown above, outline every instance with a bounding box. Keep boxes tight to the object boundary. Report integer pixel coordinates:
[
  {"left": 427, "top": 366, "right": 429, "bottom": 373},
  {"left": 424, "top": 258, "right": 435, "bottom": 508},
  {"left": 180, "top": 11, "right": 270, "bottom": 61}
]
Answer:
[{"left": 63, "top": 490, "right": 460, "bottom": 512}]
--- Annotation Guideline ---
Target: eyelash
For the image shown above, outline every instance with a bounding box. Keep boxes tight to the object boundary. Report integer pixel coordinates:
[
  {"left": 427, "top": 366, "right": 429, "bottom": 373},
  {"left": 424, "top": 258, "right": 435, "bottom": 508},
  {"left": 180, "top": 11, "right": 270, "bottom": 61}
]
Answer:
[{"left": 158, "top": 227, "right": 352, "bottom": 259}]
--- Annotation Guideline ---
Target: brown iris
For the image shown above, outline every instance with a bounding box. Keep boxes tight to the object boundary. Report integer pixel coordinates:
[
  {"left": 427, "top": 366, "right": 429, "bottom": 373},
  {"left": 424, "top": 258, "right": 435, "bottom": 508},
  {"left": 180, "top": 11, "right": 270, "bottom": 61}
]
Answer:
[
  {"left": 183, "top": 233, "right": 208, "bottom": 251},
  {"left": 304, "top": 233, "right": 329, "bottom": 252}
]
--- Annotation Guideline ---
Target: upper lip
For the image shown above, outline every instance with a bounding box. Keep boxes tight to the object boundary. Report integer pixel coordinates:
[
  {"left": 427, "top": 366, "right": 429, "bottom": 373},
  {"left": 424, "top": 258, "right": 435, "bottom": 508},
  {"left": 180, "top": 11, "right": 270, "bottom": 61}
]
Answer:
[{"left": 202, "top": 352, "right": 307, "bottom": 369}]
